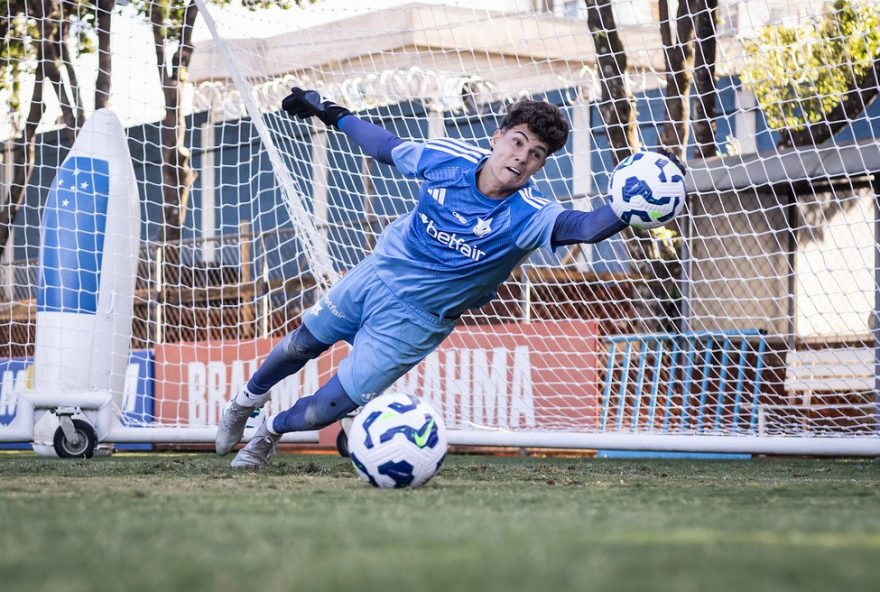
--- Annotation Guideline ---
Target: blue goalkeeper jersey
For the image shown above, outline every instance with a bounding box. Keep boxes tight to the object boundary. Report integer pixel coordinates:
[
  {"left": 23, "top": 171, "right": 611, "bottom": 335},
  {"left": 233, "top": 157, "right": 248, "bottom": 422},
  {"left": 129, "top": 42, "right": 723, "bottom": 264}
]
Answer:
[{"left": 370, "top": 138, "right": 564, "bottom": 319}]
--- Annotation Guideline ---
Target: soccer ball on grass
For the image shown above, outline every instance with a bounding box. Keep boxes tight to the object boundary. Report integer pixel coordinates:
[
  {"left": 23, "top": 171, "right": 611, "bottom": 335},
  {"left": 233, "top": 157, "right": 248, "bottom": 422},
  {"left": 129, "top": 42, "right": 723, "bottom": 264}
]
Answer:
[
  {"left": 347, "top": 392, "right": 447, "bottom": 489},
  {"left": 608, "top": 150, "right": 687, "bottom": 230}
]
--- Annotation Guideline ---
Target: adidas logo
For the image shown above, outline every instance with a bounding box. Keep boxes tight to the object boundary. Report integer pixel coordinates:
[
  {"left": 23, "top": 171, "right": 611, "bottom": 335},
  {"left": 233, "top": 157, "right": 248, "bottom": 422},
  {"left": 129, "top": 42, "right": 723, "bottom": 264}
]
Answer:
[{"left": 427, "top": 187, "right": 446, "bottom": 205}]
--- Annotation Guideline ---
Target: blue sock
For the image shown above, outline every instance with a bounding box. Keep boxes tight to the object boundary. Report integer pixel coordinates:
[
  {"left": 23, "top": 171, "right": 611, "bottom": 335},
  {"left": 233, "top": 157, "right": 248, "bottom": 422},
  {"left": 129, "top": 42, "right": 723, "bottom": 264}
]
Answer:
[{"left": 270, "top": 375, "right": 358, "bottom": 434}]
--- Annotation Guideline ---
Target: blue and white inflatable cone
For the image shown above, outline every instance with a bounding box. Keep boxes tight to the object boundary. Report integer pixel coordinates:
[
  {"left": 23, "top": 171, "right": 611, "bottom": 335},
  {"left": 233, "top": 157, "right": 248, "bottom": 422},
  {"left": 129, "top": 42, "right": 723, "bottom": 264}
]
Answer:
[{"left": 32, "top": 109, "right": 141, "bottom": 456}]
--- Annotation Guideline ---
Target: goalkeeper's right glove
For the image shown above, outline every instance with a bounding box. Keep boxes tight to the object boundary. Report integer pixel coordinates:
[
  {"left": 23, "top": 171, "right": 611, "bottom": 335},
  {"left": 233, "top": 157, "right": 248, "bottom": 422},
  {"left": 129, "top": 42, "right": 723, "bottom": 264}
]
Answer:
[
  {"left": 656, "top": 147, "right": 687, "bottom": 178},
  {"left": 281, "top": 87, "right": 351, "bottom": 129}
]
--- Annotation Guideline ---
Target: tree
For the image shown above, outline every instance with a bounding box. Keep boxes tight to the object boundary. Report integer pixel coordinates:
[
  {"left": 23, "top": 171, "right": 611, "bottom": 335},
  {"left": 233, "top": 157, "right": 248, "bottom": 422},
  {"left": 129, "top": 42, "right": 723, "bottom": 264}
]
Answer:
[
  {"left": 742, "top": 0, "right": 880, "bottom": 148},
  {"left": 658, "top": 0, "right": 695, "bottom": 159},
  {"left": 0, "top": 0, "right": 101, "bottom": 259},
  {"left": 583, "top": 0, "right": 721, "bottom": 332},
  {"left": 691, "top": 0, "right": 718, "bottom": 158},
  {"left": 95, "top": 0, "right": 115, "bottom": 109},
  {"left": 0, "top": 0, "right": 301, "bottom": 257},
  {"left": 658, "top": 0, "right": 719, "bottom": 159},
  {"left": 132, "top": 0, "right": 200, "bottom": 244},
  {"left": 129, "top": 0, "right": 299, "bottom": 243},
  {"left": 584, "top": 0, "right": 639, "bottom": 164}
]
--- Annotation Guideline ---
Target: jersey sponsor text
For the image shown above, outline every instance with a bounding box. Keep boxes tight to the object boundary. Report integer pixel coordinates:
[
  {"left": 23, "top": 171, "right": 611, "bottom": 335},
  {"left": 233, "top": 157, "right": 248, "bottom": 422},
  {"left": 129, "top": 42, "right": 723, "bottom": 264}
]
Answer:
[{"left": 419, "top": 213, "right": 486, "bottom": 262}]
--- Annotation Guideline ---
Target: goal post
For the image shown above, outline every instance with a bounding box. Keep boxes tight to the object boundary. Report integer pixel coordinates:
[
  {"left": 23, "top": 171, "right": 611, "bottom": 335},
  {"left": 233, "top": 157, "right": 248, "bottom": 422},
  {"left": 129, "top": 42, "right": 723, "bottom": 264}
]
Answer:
[{"left": 1, "top": 0, "right": 879, "bottom": 455}]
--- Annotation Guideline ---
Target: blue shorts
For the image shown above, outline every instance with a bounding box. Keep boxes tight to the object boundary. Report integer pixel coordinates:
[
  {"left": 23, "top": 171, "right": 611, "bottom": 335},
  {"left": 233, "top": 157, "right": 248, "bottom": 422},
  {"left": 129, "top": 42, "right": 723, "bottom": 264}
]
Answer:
[{"left": 303, "top": 258, "right": 456, "bottom": 406}]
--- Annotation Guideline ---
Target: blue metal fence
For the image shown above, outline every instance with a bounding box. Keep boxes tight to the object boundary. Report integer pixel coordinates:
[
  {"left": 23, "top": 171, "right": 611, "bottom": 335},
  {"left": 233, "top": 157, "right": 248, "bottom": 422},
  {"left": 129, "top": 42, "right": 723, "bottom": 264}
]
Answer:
[{"left": 601, "top": 329, "right": 768, "bottom": 435}]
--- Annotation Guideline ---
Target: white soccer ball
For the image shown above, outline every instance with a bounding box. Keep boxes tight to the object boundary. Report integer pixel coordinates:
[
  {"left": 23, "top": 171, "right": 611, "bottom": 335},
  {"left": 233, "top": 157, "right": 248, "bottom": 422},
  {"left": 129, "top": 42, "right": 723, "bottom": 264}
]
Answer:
[
  {"left": 347, "top": 392, "right": 447, "bottom": 489},
  {"left": 608, "top": 151, "right": 687, "bottom": 229}
]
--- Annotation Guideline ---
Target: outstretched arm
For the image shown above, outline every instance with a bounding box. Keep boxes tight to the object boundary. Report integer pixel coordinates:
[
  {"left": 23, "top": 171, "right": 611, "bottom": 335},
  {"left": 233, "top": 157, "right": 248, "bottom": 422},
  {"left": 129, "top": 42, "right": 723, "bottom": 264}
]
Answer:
[
  {"left": 551, "top": 205, "right": 627, "bottom": 248},
  {"left": 281, "top": 87, "right": 402, "bottom": 165},
  {"left": 552, "top": 149, "right": 686, "bottom": 248},
  {"left": 337, "top": 117, "right": 403, "bottom": 165}
]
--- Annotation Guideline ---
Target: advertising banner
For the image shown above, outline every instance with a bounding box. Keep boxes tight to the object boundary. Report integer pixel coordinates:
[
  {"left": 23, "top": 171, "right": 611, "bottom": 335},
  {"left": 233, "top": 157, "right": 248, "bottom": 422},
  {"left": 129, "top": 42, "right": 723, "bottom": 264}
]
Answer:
[
  {"left": 395, "top": 319, "right": 600, "bottom": 430},
  {"left": 154, "top": 319, "right": 599, "bottom": 433},
  {"left": 154, "top": 339, "right": 349, "bottom": 426},
  {"left": 0, "top": 351, "right": 154, "bottom": 426},
  {"left": 0, "top": 351, "right": 154, "bottom": 448}
]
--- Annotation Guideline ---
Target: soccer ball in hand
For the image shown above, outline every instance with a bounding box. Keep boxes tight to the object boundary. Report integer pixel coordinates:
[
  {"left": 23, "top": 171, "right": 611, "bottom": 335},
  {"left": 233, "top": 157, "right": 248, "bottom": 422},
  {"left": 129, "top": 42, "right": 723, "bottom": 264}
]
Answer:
[
  {"left": 347, "top": 392, "right": 447, "bottom": 489},
  {"left": 608, "top": 151, "right": 687, "bottom": 229}
]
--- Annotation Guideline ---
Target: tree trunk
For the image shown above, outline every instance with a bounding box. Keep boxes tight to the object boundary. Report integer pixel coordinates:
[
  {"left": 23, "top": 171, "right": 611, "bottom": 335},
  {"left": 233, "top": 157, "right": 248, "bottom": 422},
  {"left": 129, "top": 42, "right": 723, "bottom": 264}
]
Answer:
[
  {"left": 659, "top": 0, "right": 696, "bottom": 158},
  {"left": 0, "top": 0, "right": 55, "bottom": 259},
  {"left": 41, "top": 8, "right": 79, "bottom": 144},
  {"left": 151, "top": 0, "right": 199, "bottom": 244},
  {"left": 585, "top": 0, "right": 671, "bottom": 333},
  {"left": 0, "top": 80, "right": 46, "bottom": 258},
  {"left": 692, "top": 0, "right": 718, "bottom": 158},
  {"left": 585, "top": 0, "right": 639, "bottom": 165},
  {"left": 95, "top": 0, "right": 115, "bottom": 109},
  {"left": 779, "top": 57, "right": 880, "bottom": 148},
  {"left": 60, "top": 34, "right": 85, "bottom": 126}
]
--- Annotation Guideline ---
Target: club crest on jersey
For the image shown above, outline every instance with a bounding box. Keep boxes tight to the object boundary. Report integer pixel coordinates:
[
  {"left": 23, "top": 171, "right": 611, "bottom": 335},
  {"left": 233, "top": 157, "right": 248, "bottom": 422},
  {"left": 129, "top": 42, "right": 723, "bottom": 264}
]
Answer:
[{"left": 472, "top": 217, "right": 493, "bottom": 237}]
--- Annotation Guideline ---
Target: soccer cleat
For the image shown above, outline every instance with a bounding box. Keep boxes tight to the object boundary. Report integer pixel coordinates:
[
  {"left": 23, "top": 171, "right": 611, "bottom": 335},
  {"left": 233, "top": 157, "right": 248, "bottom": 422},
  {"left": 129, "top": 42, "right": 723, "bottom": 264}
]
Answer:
[
  {"left": 230, "top": 420, "right": 281, "bottom": 468},
  {"left": 215, "top": 400, "right": 257, "bottom": 456}
]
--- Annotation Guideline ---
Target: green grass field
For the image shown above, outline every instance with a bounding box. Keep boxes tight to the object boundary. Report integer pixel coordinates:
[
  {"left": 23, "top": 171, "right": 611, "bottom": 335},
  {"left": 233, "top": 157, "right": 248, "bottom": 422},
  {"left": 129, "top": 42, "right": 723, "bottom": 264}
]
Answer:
[{"left": 1, "top": 451, "right": 878, "bottom": 592}]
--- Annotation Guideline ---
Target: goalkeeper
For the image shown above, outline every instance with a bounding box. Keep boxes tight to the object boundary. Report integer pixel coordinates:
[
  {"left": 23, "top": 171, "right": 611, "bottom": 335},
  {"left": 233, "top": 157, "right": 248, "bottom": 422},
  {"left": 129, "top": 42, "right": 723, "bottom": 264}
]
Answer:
[{"left": 217, "top": 88, "right": 677, "bottom": 467}]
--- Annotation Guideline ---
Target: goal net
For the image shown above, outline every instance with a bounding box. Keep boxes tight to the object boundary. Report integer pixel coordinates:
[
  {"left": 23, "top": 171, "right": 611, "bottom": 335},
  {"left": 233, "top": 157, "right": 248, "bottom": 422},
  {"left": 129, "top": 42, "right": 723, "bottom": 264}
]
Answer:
[{"left": 1, "top": 0, "right": 879, "bottom": 454}]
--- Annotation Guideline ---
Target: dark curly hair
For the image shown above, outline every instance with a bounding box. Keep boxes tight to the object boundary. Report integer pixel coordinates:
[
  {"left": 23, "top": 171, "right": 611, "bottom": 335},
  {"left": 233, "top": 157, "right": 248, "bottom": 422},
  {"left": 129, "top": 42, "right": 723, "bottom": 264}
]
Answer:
[{"left": 498, "top": 100, "right": 570, "bottom": 155}]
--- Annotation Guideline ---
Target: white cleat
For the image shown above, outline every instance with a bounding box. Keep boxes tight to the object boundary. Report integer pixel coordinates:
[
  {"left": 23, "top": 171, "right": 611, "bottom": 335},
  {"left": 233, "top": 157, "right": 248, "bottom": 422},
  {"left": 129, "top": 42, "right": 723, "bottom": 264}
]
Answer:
[
  {"left": 231, "top": 421, "right": 281, "bottom": 468},
  {"left": 215, "top": 400, "right": 256, "bottom": 456}
]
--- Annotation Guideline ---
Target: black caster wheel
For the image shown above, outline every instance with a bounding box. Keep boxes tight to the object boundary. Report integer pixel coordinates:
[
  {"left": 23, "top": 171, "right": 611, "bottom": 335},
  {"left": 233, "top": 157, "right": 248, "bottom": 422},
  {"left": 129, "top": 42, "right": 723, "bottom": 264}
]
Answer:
[
  {"left": 336, "top": 427, "right": 350, "bottom": 458},
  {"left": 53, "top": 419, "right": 98, "bottom": 459}
]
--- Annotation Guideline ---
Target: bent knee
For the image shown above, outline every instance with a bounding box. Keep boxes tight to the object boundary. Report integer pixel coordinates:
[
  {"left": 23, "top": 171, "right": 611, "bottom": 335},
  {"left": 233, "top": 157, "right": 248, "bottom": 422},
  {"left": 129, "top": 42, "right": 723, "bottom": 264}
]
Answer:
[{"left": 283, "top": 325, "right": 330, "bottom": 360}]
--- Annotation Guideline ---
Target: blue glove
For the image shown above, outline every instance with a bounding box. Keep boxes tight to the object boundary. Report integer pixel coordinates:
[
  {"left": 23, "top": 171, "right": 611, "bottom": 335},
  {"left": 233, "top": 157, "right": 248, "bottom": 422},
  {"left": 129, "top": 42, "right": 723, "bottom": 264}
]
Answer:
[
  {"left": 656, "top": 147, "right": 687, "bottom": 178},
  {"left": 281, "top": 87, "right": 351, "bottom": 129}
]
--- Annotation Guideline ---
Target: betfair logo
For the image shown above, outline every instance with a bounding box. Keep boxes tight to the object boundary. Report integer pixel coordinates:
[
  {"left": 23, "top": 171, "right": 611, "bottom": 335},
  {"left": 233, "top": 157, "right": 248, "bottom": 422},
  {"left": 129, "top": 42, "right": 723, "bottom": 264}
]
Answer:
[{"left": 419, "top": 213, "right": 486, "bottom": 262}]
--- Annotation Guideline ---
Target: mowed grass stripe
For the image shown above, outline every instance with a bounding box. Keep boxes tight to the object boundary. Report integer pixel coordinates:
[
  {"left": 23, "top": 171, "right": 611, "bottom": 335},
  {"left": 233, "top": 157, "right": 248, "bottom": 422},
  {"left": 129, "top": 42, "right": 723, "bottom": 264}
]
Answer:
[{"left": 0, "top": 454, "right": 878, "bottom": 592}]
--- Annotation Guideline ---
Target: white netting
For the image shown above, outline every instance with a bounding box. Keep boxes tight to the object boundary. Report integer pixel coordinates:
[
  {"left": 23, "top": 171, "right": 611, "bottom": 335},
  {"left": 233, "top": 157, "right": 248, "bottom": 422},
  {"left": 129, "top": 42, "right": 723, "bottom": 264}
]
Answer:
[{"left": 1, "top": 0, "right": 879, "bottom": 450}]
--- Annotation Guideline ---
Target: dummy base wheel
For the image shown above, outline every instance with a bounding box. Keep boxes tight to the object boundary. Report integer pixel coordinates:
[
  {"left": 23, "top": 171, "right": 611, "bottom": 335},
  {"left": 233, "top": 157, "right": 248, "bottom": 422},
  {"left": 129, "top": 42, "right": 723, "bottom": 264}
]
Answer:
[{"left": 53, "top": 419, "right": 98, "bottom": 459}]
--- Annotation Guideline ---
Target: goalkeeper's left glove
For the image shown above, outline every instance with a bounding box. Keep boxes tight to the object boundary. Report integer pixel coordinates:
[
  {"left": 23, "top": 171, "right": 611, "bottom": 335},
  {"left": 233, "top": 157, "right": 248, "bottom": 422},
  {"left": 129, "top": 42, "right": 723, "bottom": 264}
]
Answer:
[
  {"left": 656, "top": 147, "right": 687, "bottom": 178},
  {"left": 281, "top": 87, "right": 351, "bottom": 129}
]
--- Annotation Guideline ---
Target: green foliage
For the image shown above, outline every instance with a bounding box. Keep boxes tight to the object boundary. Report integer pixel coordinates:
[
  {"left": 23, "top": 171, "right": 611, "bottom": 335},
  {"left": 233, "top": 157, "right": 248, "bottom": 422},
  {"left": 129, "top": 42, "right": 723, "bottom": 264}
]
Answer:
[
  {"left": 1, "top": 1, "right": 97, "bottom": 113},
  {"left": 131, "top": 0, "right": 300, "bottom": 43},
  {"left": 742, "top": 0, "right": 880, "bottom": 132},
  {"left": 1, "top": 8, "right": 37, "bottom": 110},
  {"left": 0, "top": 0, "right": 303, "bottom": 127}
]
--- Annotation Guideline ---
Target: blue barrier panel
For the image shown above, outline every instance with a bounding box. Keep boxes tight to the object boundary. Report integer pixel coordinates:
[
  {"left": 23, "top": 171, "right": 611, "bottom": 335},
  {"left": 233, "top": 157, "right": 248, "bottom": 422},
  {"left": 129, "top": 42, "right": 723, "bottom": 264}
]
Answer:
[
  {"left": 0, "top": 351, "right": 154, "bottom": 450},
  {"left": 599, "top": 329, "right": 767, "bottom": 458},
  {"left": 631, "top": 340, "right": 650, "bottom": 432},
  {"left": 680, "top": 336, "right": 697, "bottom": 430},
  {"left": 0, "top": 357, "right": 32, "bottom": 450},
  {"left": 602, "top": 329, "right": 768, "bottom": 437},
  {"left": 645, "top": 339, "right": 664, "bottom": 429}
]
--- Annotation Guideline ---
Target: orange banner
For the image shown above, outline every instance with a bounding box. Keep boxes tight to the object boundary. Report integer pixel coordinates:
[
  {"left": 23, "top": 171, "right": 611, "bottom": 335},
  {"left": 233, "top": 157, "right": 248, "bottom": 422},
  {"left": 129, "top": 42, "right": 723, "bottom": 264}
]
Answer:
[
  {"left": 396, "top": 320, "right": 600, "bottom": 430},
  {"left": 154, "top": 319, "right": 599, "bottom": 432}
]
